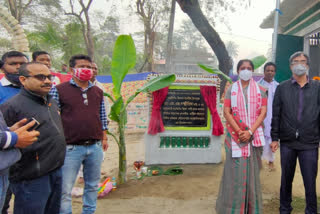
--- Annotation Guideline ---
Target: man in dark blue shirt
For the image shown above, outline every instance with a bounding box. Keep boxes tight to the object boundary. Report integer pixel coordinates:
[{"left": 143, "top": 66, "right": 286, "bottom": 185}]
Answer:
[{"left": 0, "top": 51, "right": 28, "bottom": 104}]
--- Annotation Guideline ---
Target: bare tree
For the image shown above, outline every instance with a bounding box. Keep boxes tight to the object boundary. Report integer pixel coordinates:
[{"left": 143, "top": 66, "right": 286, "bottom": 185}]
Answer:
[
  {"left": 135, "top": 0, "right": 170, "bottom": 72},
  {"left": 176, "top": 0, "right": 250, "bottom": 93},
  {"left": 3, "top": 0, "right": 62, "bottom": 25},
  {"left": 65, "top": 0, "right": 95, "bottom": 59},
  {"left": 6, "top": 0, "right": 33, "bottom": 23}
]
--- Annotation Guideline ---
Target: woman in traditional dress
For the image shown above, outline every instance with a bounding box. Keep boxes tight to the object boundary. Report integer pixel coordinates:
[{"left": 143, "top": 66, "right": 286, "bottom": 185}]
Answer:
[{"left": 216, "top": 59, "right": 267, "bottom": 214}]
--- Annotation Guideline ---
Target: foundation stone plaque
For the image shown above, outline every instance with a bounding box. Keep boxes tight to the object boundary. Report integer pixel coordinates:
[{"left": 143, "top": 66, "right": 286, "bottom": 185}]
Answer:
[{"left": 161, "top": 89, "right": 207, "bottom": 127}]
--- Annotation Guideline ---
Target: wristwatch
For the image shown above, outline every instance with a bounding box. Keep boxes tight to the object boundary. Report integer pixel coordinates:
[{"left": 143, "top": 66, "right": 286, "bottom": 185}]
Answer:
[{"left": 248, "top": 130, "right": 253, "bottom": 135}]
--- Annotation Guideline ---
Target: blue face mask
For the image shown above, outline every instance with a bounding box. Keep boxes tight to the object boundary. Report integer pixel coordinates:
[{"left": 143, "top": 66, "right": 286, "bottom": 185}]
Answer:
[{"left": 5, "top": 72, "right": 21, "bottom": 86}]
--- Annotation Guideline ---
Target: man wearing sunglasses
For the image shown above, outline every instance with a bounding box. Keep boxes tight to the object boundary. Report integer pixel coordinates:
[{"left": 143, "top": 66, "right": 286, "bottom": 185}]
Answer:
[
  {"left": 49, "top": 54, "right": 108, "bottom": 214},
  {"left": 0, "top": 62, "right": 66, "bottom": 214}
]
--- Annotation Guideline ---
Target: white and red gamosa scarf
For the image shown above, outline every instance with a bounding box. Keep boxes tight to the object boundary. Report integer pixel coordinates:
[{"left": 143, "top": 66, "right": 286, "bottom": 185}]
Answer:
[{"left": 230, "top": 79, "right": 265, "bottom": 157}]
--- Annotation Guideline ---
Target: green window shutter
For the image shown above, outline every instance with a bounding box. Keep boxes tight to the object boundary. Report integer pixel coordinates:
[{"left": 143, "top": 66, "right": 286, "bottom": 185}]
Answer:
[{"left": 275, "top": 34, "right": 304, "bottom": 82}]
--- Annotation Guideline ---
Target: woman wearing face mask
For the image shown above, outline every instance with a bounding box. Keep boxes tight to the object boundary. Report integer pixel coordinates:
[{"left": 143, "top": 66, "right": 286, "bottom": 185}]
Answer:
[{"left": 216, "top": 59, "right": 267, "bottom": 214}]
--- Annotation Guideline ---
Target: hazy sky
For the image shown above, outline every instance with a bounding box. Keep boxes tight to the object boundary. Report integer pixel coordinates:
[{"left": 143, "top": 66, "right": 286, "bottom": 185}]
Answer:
[
  {"left": 62, "top": 0, "right": 276, "bottom": 72},
  {"left": 87, "top": 0, "right": 275, "bottom": 71}
]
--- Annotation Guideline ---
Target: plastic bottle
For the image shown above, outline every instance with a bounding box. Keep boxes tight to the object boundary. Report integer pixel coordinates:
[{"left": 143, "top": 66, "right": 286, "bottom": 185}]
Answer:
[{"left": 111, "top": 177, "right": 117, "bottom": 191}]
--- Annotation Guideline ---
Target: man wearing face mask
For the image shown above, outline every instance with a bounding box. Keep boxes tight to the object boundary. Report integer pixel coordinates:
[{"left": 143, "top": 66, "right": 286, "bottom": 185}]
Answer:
[
  {"left": 258, "top": 62, "right": 279, "bottom": 170},
  {"left": 76, "top": 62, "right": 110, "bottom": 184},
  {"left": 49, "top": 54, "right": 108, "bottom": 214},
  {"left": 270, "top": 52, "right": 320, "bottom": 213},
  {"left": 0, "top": 51, "right": 28, "bottom": 104}
]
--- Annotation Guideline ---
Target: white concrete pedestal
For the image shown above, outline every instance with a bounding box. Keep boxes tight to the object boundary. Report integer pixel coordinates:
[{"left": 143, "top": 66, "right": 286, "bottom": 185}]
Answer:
[{"left": 145, "top": 130, "right": 222, "bottom": 165}]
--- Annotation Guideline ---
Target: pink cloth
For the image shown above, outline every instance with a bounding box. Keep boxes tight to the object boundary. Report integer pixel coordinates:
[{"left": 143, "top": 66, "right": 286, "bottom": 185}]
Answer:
[
  {"left": 147, "top": 87, "right": 168, "bottom": 135},
  {"left": 200, "top": 86, "right": 223, "bottom": 136},
  {"left": 231, "top": 79, "right": 265, "bottom": 157}
]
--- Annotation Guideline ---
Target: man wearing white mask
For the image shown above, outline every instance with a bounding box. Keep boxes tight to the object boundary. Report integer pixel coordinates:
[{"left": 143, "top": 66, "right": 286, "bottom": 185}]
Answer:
[{"left": 270, "top": 52, "right": 320, "bottom": 213}]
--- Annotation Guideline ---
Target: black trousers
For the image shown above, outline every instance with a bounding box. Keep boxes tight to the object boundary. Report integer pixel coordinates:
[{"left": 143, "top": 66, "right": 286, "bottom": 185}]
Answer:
[{"left": 279, "top": 144, "right": 318, "bottom": 214}]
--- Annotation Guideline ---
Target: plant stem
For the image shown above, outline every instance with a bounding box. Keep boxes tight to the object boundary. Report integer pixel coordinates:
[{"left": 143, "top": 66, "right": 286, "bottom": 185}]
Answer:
[
  {"left": 106, "top": 130, "right": 120, "bottom": 146},
  {"left": 118, "top": 112, "right": 127, "bottom": 184}
]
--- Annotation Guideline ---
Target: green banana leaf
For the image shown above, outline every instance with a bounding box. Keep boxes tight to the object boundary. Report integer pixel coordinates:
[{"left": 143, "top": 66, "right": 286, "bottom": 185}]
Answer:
[
  {"left": 251, "top": 55, "right": 267, "bottom": 69},
  {"left": 111, "top": 35, "right": 136, "bottom": 99},
  {"left": 125, "top": 74, "right": 176, "bottom": 107},
  {"left": 103, "top": 92, "right": 115, "bottom": 103},
  {"left": 198, "top": 63, "right": 232, "bottom": 83},
  {"left": 109, "top": 97, "right": 124, "bottom": 123},
  {"left": 137, "top": 74, "right": 176, "bottom": 93}
]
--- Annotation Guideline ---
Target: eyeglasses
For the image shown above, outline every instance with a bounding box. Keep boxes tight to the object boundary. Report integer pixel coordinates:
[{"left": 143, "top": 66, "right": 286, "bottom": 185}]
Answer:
[
  {"left": 82, "top": 92, "right": 88, "bottom": 105},
  {"left": 292, "top": 60, "right": 307, "bottom": 65},
  {"left": 24, "top": 74, "right": 54, "bottom": 81}
]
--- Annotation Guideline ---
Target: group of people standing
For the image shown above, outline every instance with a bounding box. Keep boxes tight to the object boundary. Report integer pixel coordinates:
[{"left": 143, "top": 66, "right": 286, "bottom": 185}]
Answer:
[
  {"left": 0, "top": 51, "right": 109, "bottom": 214},
  {"left": 217, "top": 51, "right": 320, "bottom": 214}
]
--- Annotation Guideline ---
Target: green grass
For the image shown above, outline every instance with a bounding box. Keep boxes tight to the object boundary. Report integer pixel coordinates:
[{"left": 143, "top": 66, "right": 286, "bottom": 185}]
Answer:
[{"left": 264, "top": 197, "right": 320, "bottom": 213}]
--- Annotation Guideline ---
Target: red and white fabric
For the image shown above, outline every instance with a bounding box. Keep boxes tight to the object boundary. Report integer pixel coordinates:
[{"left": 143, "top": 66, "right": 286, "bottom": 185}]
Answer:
[{"left": 230, "top": 79, "right": 265, "bottom": 157}]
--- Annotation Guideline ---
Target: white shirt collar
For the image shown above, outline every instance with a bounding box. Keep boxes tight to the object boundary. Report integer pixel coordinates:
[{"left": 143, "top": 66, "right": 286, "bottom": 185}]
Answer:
[{"left": 0, "top": 76, "right": 15, "bottom": 87}]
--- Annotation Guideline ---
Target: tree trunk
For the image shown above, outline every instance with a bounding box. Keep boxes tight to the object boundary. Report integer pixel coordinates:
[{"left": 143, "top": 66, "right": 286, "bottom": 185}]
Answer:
[
  {"left": 118, "top": 113, "right": 127, "bottom": 184},
  {"left": 176, "top": 0, "right": 232, "bottom": 94},
  {"left": 166, "top": 0, "right": 176, "bottom": 73},
  {"left": 147, "top": 31, "right": 156, "bottom": 71},
  {"left": 84, "top": 9, "right": 95, "bottom": 59}
]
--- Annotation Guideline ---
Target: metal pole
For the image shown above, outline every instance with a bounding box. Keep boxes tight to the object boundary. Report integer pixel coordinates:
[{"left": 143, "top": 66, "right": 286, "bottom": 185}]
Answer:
[
  {"left": 166, "top": 0, "right": 176, "bottom": 73},
  {"left": 271, "top": 0, "right": 280, "bottom": 62}
]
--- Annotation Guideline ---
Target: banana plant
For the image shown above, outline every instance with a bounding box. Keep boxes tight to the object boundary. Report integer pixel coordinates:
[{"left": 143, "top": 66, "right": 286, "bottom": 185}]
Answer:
[
  {"left": 104, "top": 35, "right": 176, "bottom": 184},
  {"left": 251, "top": 55, "right": 267, "bottom": 70},
  {"left": 198, "top": 55, "right": 267, "bottom": 83},
  {"left": 198, "top": 63, "right": 233, "bottom": 83}
]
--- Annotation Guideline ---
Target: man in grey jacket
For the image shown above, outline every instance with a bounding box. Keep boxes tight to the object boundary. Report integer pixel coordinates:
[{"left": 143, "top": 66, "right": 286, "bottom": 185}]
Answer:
[{"left": 0, "top": 116, "right": 39, "bottom": 210}]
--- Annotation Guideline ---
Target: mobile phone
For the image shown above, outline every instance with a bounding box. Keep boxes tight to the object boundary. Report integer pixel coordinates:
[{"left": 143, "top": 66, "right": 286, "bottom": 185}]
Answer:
[{"left": 26, "top": 117, "right": 40, "bottom": 131}]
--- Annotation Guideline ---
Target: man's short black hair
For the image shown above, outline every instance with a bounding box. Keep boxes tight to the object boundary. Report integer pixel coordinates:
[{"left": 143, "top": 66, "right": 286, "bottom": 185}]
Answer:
[
  {"left": 264, "top": 62, "right": 277, "bottom": 72},
  {"left": 69, "top": 54, "right": 92, "bottom": 68},
  {"left": 32, "top": 51, "right": 50, "bottom": 61},
  {"left": 1, "top": 51, "right": 27, "bottom": 62},
  {"left": 19, "top": 62, "right": 44, "bottom": 76}
]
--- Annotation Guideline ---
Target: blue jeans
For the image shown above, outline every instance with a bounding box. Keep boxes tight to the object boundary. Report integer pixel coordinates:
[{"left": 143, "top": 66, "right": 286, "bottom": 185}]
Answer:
[
  {"left": 280, "top": 144, "right": 318, "bottom": 214},
  {"left": 10, "top": 167, "right": 62, "bottom": 214},
  {"left": 60, "top": 142, "right": 103, "bottom": 214},
  {"left": 0, "top": 174, "right": 9, "bottom": 211}
]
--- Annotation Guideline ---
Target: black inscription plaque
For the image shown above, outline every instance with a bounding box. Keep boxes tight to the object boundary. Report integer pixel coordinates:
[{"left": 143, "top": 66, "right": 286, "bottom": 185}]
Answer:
[{"left": 161, "top": 89, "right": 208, "bottom": 127}]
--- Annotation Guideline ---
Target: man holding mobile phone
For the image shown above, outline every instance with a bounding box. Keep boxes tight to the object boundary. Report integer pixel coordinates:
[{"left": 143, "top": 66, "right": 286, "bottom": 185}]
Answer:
[
  {"left": 0, "top": 62, "right": 66, "bottom": 214},
  {"left": 0, "top": 116, "right": 39, "bottom": 211}
]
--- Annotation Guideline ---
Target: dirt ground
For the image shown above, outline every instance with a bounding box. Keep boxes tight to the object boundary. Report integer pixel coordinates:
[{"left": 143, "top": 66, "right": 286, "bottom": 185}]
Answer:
[{"left": 72, "top": 132, "right": 317, "bottom": 214}]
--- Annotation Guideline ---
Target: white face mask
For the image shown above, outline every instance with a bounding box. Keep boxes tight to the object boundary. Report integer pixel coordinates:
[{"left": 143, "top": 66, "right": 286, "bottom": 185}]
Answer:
[
  {"left": 239, "top": 69, "right": 252, "bottom": 81},
  {"left": 292, "top": 64, "right": 308, "bottom": 76}
]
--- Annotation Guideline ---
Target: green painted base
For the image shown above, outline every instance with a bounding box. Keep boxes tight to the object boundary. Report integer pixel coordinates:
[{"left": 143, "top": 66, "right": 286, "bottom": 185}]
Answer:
[{"left": 159, "top": 136, "right": 210, "bottom": 148}]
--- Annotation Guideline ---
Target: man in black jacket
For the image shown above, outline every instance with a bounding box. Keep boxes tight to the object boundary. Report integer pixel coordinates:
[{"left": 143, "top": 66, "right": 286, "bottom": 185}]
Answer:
[
  {"left": 271, "top": 51, "right": 320, "bottom": 214},
  {"left": 0, "top": 62, "right": 66, "bottom": 214}
]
